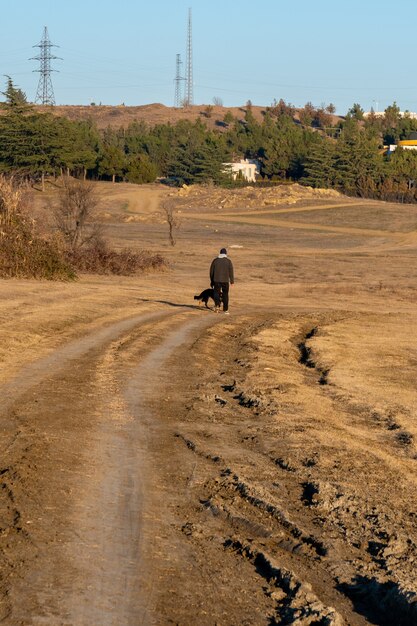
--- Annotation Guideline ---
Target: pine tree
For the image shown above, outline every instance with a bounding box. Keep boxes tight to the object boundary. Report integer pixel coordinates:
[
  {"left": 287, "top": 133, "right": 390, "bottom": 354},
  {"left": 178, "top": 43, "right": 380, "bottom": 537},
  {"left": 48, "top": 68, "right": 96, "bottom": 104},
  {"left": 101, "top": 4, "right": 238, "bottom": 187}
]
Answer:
[
  {"left": 1, "top": 76, "right": 30, "bottom": 114},
  {"left": 98, "top": 145, "right": 126, "bottom": 183},
  {"left": 126, "top": 154, "right": 158, "bottom": 184},
  {"left": 389, "top": 148, "right": 417, "bottom": 189},
  {"left": 302, "top": 139, "right": 336, "bottom": 188},
  {"left": 332, "top": 121, "right": 385, "bottom": 195}
]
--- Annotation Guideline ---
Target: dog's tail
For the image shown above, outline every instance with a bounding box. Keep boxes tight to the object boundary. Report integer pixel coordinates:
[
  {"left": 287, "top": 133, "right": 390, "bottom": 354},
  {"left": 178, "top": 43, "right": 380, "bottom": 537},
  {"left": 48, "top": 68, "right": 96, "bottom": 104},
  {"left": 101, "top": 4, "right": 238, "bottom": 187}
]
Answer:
[{"left": 194, "top": 295, "right": 200, "bottom": 300}]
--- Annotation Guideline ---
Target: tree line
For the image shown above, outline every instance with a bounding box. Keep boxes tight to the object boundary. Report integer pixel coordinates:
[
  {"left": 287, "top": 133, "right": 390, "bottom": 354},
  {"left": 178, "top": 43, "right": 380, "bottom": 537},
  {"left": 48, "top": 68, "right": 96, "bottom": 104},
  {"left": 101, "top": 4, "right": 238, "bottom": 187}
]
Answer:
[{"left": 2, "top": 78, "right": 417, "bottom": 201}]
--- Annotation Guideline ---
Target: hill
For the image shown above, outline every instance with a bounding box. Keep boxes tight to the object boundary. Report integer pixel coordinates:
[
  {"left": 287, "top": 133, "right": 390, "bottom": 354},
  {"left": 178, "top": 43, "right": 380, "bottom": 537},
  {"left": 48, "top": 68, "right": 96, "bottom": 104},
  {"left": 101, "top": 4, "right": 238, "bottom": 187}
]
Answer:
[
  {"left": 33, "top": 103, "right": 268, "bottom": 129},
  {"left": 30, "top": 102, "right": 341, "bottom": 130}
]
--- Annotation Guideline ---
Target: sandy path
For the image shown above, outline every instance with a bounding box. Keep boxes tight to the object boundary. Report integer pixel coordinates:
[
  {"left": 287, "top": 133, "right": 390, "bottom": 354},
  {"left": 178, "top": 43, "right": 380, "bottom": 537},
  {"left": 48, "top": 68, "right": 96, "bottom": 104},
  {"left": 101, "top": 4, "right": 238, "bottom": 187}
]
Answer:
[
  {"left": 185, "top": 211, "right": 404, "bottom": 239},
  {"left": 224, "top": 201, "right": 363, "bottom": 216},
  {"left": 0, "top": 304, "right": 219, "bottom": 624},
  {"left": 62, "top": 313, "right": 216, "bottom": 625}
]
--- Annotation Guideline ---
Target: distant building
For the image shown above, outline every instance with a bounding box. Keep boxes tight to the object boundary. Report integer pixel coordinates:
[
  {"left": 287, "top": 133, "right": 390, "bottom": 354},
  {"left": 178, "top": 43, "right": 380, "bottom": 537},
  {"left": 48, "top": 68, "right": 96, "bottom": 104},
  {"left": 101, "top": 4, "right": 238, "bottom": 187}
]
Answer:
[
  {"left": 364, "top": 111, "right": 417, "bottom": 119},
  {"left": 388, "top": 131, "right": 417, "bottom": 154},
  {"left": 223, "top": 158, "right": 260, "bottom": 182}
]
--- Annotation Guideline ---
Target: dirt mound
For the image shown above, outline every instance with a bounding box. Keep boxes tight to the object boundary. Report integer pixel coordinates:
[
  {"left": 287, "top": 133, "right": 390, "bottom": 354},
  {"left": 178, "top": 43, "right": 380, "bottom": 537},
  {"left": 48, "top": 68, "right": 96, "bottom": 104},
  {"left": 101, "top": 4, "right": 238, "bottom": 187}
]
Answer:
[{"left": 171, "top": 183, "right": 341, "bottom": 211}]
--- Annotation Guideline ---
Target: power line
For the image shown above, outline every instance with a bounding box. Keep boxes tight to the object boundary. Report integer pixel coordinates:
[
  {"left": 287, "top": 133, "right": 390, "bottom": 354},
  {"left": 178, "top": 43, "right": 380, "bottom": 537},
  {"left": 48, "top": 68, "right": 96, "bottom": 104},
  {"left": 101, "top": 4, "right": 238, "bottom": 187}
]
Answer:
[{"left": 30, "top": 26, "right": 62, "bottom": 105}]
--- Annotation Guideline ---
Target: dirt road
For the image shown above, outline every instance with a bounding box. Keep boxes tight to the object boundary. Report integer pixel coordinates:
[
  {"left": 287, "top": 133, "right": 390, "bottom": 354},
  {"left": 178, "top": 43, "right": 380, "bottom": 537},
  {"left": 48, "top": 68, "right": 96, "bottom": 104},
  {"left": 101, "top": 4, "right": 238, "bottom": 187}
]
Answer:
[{"left": 1, "top": 184, "right": 417, "bottom": 625}]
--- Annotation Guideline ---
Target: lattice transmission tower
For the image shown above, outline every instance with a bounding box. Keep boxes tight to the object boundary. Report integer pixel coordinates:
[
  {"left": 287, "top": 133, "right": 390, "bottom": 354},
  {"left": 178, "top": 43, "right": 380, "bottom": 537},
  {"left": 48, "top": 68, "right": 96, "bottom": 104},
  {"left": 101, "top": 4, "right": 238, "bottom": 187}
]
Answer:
[
  {"left": 174, "top": 54, "right": 185, "bottom": 108},
  {"left": 184, "top": 8, "right": 193, "bottom": 107},
  {"left": 31, "top": 26, "right": 62, "bottom": 105}
]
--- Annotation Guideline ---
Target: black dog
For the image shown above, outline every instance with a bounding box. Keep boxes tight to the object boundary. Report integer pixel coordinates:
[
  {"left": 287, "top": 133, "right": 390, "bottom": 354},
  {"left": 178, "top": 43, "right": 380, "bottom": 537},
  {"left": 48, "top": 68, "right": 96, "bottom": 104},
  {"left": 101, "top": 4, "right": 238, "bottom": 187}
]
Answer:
[{"left": 194, "top": 288, "right": 221, "bottom": 308}]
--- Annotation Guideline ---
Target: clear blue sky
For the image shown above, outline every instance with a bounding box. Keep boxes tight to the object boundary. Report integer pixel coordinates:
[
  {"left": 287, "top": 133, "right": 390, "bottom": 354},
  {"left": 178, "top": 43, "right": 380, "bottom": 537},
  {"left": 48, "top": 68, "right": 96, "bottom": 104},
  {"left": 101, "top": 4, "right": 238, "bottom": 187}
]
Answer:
[{"left": 1, "top": 0, "right": 416, "bottom": 114}]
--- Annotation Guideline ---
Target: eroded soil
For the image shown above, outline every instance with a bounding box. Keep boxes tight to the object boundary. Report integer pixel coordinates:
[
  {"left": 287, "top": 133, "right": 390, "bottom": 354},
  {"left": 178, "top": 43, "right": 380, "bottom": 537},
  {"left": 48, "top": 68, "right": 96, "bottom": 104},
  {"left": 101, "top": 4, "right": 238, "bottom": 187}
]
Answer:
[{"left": 1, "top": 183, "right": 417, "bottom": 625}]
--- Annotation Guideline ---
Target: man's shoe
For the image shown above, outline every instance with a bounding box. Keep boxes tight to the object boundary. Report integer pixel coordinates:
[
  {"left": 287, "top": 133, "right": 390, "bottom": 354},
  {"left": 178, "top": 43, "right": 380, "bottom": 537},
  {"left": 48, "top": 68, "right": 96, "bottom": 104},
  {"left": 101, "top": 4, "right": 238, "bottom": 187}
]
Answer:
[
  {"left": 214, "top": 306, "right": 220, "bottom": 313},
  {"left": 224, "top": 311, "right": 230, "bottom": 315}
]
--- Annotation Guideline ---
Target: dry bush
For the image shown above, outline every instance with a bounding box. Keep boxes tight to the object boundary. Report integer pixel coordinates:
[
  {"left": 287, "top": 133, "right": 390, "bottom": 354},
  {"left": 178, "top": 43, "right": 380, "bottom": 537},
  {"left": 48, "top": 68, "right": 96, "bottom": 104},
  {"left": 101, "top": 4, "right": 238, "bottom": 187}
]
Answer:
[
  {"left": 0, "top": 175, "right": 22, "bottom": 228},
  {"left": 54, "top": 177, "right": 102, "bottom": 251},
  {"left": 0, "top": 175, "right": 167, "bottom": 279},
  {"left": 54, "top": 178, "right": 167, "bottom": 275},
  {"left": 0, "top": 176, "right": 75, "bottom": 280},
  {"left": 65, "top": 238, "right": 166, "bottom": 275}
]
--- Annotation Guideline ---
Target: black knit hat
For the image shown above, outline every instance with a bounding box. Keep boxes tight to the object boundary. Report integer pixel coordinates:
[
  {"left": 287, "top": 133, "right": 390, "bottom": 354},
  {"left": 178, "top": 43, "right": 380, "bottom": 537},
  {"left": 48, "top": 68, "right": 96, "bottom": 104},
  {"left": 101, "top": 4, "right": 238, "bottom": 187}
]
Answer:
[{"left": 220, "top": 247, "right": 227, "bottom": 254}]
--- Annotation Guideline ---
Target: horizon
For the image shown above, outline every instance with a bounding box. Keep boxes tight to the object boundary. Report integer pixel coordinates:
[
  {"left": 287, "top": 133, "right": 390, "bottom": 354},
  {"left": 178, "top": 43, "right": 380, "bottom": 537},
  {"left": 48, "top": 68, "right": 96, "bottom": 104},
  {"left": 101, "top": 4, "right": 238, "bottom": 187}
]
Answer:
[{"left": 1, "top": 0, "right": 417, "bottom": 115}]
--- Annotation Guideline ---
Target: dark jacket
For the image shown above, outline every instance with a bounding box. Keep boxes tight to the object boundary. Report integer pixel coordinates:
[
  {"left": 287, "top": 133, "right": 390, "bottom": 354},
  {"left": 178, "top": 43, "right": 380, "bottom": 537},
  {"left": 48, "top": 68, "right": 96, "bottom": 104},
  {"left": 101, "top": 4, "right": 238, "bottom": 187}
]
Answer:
[{"left": 210, "top": 256, "right": 234, "bottom": 285}]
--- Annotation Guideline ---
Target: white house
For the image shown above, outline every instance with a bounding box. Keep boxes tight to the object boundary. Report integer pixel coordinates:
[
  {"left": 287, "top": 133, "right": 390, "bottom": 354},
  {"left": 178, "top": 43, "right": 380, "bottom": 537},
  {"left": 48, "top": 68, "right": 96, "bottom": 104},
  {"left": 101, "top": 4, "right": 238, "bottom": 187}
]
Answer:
[{"left": 223, "top": 158, "right": 260, "bottom": 182}]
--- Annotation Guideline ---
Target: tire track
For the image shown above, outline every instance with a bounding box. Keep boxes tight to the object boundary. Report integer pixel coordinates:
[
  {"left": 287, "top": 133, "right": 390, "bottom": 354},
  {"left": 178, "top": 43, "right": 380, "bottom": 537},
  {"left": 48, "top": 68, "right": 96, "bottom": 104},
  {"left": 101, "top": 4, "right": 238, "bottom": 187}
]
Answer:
[
  {"left": 0, "top": 306, "right": 217, "bottom": 625},
  {"left": 161, "top": 313, "right": 417, "bottom": 625},
  {"left": 0, "top": 308, "right": 174, "bottom": 415},
  {"left": 63, "top": 313, "right": 217, "bottom": 626}
]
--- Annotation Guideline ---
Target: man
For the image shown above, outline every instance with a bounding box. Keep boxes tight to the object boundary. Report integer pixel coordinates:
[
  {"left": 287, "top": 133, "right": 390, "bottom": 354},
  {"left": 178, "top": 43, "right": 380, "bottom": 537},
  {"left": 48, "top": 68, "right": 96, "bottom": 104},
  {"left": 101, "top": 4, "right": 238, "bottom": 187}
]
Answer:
[{"left": 209, "top": 247, "right": 234, "bottom": 314}]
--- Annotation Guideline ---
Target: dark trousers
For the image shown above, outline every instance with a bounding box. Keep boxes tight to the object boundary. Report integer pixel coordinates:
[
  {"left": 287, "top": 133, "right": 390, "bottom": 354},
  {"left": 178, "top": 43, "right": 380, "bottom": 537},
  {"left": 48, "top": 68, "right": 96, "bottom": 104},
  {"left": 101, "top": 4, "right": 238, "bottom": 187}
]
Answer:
[{"left": 213, "top": 282, "right": 229, "bottom": 311}]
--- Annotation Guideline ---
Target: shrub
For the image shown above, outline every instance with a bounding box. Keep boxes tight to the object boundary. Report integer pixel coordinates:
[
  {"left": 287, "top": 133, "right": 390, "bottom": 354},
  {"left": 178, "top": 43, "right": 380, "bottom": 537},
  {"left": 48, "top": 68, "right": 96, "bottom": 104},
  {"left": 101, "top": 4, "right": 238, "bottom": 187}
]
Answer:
[
  {"left": 0, "top": 176, "right": 75, "bottom": 280},
  {"left": 0, "top": 175, "right": 167, "bottom": 280},
  {"left": 65, "top": 239, "right": 166, "bottom": 276},
  {"left": 0, "top": 227, "right": 76, "bottom": 280}
]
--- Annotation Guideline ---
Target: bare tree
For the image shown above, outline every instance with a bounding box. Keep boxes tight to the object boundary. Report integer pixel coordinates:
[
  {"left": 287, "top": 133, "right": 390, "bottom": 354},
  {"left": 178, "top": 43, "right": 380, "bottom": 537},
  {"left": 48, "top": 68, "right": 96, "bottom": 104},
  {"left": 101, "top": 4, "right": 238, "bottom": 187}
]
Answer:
[
  {"left": 54, "top": 177, "right": 101, "bottom": 251},
  {"left": 162, "top": 202, "right": 181, "bottom": 246},
  {"left": 212, "top": 96, "right": 223, "bottom": 107}
]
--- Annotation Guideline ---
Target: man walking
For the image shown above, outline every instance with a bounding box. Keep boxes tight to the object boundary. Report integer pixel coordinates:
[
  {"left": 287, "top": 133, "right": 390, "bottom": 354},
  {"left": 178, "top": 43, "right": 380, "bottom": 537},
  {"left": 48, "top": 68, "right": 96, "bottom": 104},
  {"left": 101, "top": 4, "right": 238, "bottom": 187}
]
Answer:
[{"left": 210, "top": 247, "right": 234, "bottom": 314}]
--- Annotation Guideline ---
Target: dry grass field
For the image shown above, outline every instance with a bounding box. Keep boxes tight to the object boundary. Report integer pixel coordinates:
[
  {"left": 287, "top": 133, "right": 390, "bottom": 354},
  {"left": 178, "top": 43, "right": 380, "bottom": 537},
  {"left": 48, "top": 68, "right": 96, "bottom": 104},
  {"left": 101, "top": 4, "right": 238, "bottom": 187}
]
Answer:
[{"left": 1, "top": 181, "right": 417, "bottom": 625}]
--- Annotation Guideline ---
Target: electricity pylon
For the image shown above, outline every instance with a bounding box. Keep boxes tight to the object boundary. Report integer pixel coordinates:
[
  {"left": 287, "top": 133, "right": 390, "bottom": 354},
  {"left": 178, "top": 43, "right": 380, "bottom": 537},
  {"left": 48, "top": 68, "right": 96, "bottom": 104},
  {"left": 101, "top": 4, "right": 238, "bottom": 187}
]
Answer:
[
  {"left": 31, "top": 26, "right": 62, "bottom": 105},
  {"left": 184, "top": 8, "right": 193, "bottom": 107},
  {"left": 174, "top": 53, "right": 185, "bottom": 108}
]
